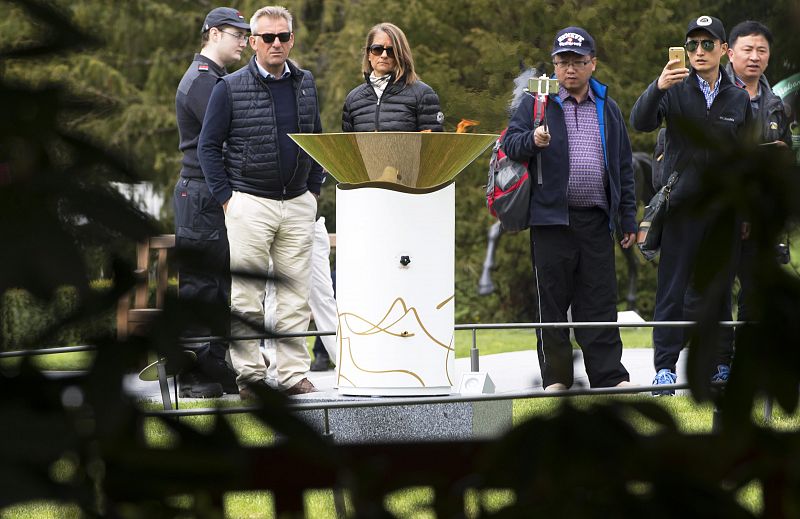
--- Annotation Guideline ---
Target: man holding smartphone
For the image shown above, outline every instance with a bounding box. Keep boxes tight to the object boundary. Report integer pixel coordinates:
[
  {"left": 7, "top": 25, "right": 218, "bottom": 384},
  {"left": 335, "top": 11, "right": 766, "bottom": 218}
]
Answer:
[
  {"left": 504, "top": 27, "right": 635, "bottom": 391},
  {"left": 630, "top": 15, "right": 753, "bottom": 395}
]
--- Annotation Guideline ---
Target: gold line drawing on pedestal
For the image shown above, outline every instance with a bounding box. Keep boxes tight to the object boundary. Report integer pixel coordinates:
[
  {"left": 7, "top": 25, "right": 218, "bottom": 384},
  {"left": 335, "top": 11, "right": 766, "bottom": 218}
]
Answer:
[{"left": 336, "top": 296, "right": 455, "bottom": 388}]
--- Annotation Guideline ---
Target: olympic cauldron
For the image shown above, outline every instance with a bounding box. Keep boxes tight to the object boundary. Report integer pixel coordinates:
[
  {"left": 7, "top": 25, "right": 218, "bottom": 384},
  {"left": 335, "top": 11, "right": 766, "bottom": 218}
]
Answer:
[{"left": 290, "top": 132, "right": 497, "bottom": 396}]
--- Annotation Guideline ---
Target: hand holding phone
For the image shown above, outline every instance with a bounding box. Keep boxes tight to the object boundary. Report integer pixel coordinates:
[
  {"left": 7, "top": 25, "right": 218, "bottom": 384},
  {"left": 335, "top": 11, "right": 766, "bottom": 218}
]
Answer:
[
  {"left": 668, "top": 47, "right": 685, "bottom": 70},
  {"left": 657, "top": 47, "right": 689, "bottom": 91}
]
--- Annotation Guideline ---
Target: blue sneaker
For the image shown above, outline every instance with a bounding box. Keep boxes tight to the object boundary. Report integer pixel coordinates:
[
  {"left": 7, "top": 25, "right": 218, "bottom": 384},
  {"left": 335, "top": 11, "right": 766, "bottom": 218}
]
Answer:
[
  {"left": 652, "top": 369, "right": 677, "bottom": 396},
  {"left": 711, "top": 364, "right": 730, "bottom": 384}
]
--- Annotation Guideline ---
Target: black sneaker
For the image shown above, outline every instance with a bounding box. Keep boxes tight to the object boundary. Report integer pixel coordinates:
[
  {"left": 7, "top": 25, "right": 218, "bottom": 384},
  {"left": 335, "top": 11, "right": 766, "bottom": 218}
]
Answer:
[
  {"left": 178, "top": 370, "right": 223, "bottom": 398},
  {"left": 198, "top": 356, "right": 239, "bottom": 394},
  {"left": 310, "top": 352, "right": 333, "bottom": 372}
]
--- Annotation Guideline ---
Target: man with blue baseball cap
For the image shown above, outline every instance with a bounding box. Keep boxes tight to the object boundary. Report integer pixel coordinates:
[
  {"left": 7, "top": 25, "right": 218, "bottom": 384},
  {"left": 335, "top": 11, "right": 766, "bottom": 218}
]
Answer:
[{"left": 504, "top": 26, "right": 635, "bottom": 391}]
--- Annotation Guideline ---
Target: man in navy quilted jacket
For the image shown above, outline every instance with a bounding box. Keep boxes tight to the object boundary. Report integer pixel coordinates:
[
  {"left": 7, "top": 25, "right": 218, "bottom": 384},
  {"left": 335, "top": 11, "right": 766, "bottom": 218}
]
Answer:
[{"left": 198, "top": 5, "right": 324, "bottom": 399}]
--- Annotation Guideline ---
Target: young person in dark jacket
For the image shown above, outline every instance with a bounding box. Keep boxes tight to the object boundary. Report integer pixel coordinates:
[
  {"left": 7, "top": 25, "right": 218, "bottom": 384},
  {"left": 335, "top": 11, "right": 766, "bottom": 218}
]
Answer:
[
  {"left": 173, "top": 7, "right": 250, "bottom": 398},
  {"left": 630, "top": 15, "right": 753, "bottom": 395},
  {"left": 723, "top": 20, "right": 792, "bottom": 363},
  {"left": 504, "top": 27, "right": 635, "bottom": 390},
  {"left": 342, "top": 22, "right": 443, "bottom": 132},
  {"left": 198, "top": 6, "right": 324, "bottom": 399}
]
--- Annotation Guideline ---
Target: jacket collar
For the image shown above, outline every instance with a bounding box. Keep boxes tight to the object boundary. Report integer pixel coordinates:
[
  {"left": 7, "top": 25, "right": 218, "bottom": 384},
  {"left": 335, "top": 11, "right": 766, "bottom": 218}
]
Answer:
[
  {"left": 724, "top": 61, "right": 775, "bottom": 96},
  {"left": 546, "top": 74, "right": 608, "bottom": 101},
  {"left": 363, "top": 71, "right": 404, "bottom": 91},
  {"left": 588, "top": 77, "right": 607, "bottom": 100},
  {"left": 194, "top": 53, "right": 226, "bottom": 76},
  {"left": 248, "top": 57, "right": 303, "bottom": 85},
  {"left": 688, "top": 65, "right": 734, "bottom": 91}
]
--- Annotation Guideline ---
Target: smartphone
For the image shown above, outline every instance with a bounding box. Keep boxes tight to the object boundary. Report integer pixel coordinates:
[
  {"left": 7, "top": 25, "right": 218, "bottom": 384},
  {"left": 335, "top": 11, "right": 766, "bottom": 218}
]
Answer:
[
  {"left": 527, "top": 77, "right": 559, "bottom": 96},
  {"left": 668, "top": 47, "right": 685, "bottom": 70}
]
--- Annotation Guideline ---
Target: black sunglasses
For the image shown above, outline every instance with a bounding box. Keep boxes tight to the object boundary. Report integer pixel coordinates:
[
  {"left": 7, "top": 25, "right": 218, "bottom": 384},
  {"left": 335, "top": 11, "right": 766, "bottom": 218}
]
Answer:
[
  {"left": 368, "top": 44, "right": 395, "bottom": 58},
  {"left": 684, "top": 39, "right": 717, "bottom": 52},
  {"left": 254, "top": 32, "right": 291, "bottom": 43}
]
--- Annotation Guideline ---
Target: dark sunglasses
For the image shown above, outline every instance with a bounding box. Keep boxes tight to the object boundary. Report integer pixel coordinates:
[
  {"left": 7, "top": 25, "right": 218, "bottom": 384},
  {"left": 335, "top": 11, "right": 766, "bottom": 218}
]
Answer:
[
  {"left": 254, "top": 32, "right": 291, "bottom": 43},
  {"left": 684, "top": 39, "right": 717, "bottom": 52},
  {"left": 368, "top": 44, "right": 395, "bottom": 58}
]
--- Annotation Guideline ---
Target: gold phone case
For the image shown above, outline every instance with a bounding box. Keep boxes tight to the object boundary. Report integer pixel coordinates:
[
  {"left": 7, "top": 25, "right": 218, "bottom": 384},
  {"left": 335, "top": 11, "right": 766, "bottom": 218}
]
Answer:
[{"left": 668, "top": 47, "right": 685, "bottom": 70}]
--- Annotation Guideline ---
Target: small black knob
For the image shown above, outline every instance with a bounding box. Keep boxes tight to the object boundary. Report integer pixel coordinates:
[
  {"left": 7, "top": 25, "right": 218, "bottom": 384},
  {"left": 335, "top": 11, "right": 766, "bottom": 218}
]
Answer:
[{"left": 400, "top": 255, "right": 411, "bottom": 266}]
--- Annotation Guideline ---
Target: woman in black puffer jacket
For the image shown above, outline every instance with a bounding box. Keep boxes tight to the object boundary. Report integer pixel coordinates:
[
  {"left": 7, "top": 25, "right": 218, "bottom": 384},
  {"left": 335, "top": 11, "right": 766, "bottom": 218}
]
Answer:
[{"left": 342, "top": 22, "right": 444, "bottom": 132}]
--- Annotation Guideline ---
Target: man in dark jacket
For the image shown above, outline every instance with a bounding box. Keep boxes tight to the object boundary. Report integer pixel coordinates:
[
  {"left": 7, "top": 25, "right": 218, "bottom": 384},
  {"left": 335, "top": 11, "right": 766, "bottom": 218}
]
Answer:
[
  {"left": 173, "top": 7, "right": 250, "bottom": 398},
  {"left": 630, "top": 15, "right": 753, "bottom": 394},
  {"left": 504, "top": 27, "right": 635, "bottom": 390},
  {"left": 723, "top": 20, "right": 792, "bottom": 363},
  {"left": 198, "top": 6, "right": 324, "bottom": 399}
]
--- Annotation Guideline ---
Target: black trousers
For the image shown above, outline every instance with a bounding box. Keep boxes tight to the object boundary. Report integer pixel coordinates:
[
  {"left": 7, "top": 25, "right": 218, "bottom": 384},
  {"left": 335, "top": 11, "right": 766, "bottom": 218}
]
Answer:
[
  {"left": 173, "top": 177, "right": 231, "bottom": 360},
  {"left": 529, "top": 208, "right": 630, "bottom": 388},
  {"left": 734, "top": 238, "right": 756, "bottom": 322},
  {"left": 653, "top": 211, "right": 737, "bottom": 373}
]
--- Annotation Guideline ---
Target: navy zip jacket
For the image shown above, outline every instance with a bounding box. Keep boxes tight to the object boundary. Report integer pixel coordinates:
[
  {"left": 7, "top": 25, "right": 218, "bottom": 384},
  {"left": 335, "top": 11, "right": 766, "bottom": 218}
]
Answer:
[
  {"left": 198, "top": 57, "right": 324, "bottom": 205},
  {"left": 503, "top": 77, "right": 637, "bottom": 233},
  {"left": 176, "top": 54, "right": 226, "bottom": 179},
  {"left": 630, "top": 66, "right": 752, "bottom": 207}
]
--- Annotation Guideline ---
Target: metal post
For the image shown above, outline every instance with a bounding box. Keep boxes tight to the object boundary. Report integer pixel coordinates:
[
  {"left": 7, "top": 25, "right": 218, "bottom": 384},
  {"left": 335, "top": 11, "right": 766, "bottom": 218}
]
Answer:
[
  {"left": 470, "top": 328, "right": 479, "bottom": 372},
  {"left": 156, "top": 361, "right": 173, "bottom": 411},
  {"left": 323, "top": 408, "right": 334, "bottom": 441}
]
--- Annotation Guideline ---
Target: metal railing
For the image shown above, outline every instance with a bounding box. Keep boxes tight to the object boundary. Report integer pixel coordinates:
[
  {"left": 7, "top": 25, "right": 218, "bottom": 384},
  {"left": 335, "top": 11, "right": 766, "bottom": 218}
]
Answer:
[{"left": 1, "top": 320, "right": 751, "bottom": 430}]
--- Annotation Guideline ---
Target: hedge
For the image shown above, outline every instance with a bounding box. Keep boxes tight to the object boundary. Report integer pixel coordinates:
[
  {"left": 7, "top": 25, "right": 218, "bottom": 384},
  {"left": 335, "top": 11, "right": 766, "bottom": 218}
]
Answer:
[{"left": 1, "top": 280, "right": 115, "bottom": 351}]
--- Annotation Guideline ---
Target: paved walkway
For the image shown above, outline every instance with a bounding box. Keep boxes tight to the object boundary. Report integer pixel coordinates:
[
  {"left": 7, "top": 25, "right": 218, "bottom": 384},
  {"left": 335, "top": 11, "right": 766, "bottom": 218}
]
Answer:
[{"left": 126, "top": 347, "right": 691, "bottom": 403}]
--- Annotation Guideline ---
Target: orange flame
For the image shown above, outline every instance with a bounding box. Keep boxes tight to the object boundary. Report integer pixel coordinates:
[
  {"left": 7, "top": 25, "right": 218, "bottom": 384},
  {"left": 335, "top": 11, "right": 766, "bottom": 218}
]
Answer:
[{"left": 456, "top": 119, "right": 479, "bottom": 133}]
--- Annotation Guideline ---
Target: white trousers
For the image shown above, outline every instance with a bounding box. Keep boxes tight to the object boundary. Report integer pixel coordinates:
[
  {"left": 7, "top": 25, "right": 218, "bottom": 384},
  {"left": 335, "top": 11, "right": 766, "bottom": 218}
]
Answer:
[
  {"left": 225, "top": 190, "right": 316, "bottom": 389},
  {"left": 264, "top": 217, "right": 338, "bottom": 382}
]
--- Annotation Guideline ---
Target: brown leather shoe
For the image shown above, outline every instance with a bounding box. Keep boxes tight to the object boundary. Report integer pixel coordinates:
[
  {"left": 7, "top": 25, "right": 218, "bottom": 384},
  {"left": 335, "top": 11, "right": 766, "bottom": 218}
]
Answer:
[
  {"left": 283, "top": 377, "right": 318, "bottom": 396},
  {"left": 239, "top": 379, "right": 269, "bottom": 401}
]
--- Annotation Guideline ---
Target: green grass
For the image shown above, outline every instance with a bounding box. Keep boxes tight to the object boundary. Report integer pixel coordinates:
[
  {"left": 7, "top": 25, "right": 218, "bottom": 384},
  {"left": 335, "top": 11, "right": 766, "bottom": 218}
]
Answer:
[
  {"left": 0, "top": 329, "right": 652, "bottom": 372},
  {"left": 4, "top": 395, "right": 799, "bottom": 518},
  {"left": 1, "top": 327, "right": 795, "bottom": 518},
  {"left": 454, "top": 327, "right": 652, "bottom": 358},
  {"left": 0, "top": 351, "right": 95, "bottom": 372}
]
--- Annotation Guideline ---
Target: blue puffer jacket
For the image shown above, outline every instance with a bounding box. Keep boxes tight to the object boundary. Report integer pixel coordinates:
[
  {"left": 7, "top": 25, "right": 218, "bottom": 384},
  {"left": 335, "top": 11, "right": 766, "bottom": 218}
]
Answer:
[
  {"left": 503, "top": 77, "right": 637, "bottom": 233},
  {"left": 198, "top": 57, "right": 324, "bottom": 204}
]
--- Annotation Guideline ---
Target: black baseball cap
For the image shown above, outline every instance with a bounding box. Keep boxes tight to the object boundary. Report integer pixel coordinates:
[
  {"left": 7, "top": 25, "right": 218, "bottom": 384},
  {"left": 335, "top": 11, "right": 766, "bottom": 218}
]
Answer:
[
  {"left": 202, "top": 7, "right": 250, "bottom": 33},
  {"left": 551, "top": 27, "right": 596, "bottom": 56},
  {"left": 685, "top": 15, "right": 726, "bottom": 42}
]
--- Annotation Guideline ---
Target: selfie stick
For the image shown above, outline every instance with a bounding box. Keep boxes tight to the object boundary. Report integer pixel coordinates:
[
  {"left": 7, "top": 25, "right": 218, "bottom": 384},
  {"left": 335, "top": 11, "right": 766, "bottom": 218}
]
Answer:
[{"left": 535, "top": 75, "right": 557, "bottom": 133}]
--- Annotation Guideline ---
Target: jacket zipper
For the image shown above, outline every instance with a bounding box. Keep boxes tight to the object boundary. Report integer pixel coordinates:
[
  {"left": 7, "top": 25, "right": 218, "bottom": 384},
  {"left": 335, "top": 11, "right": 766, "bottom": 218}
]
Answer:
[
  {"left": 281, "top": 74, "right": 304, "bottom": 200},
  {"left": 374, "top": 96, "right": 381, "bottom": 131},
  {"left": 373, "top": 83, "right": 395, "bottom": 131}
]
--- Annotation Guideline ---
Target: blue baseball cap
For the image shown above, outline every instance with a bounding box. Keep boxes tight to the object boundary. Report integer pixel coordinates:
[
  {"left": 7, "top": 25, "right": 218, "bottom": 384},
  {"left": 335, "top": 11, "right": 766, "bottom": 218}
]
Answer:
[{"left": 551, "top": 27, "right": 596, "bottom": 56}]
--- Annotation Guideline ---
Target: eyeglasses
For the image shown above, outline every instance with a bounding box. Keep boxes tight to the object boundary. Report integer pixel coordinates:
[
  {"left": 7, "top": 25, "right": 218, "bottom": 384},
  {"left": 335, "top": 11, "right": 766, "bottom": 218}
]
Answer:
[
  {"left": 368, "top": 44, "right": 395, "bottom": 58},
  {"left": 218, "top": 29, "right": 248, "bottom": 42},
  {"left": 553, "top": 59, "right": 591, "bottom": 70},
  {"left": 684, "top": 39, "right": 717, "bottom": 52},
  {"left": 253, "top": 32, "right": 292, "bottom": 44}
]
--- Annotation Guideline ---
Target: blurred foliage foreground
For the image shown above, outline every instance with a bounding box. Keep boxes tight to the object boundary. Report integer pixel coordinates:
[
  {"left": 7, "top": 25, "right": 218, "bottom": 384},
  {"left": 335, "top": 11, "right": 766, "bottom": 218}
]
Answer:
[{"left": 2, "top": 1, "right": 800, "bottom": 517}]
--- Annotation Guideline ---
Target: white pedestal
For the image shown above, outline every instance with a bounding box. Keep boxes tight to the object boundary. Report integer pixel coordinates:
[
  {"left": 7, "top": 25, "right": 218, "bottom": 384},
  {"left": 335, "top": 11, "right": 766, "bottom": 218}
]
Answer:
[{"left": 335, "top": 184, "right": 455, "bottom": 396}]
